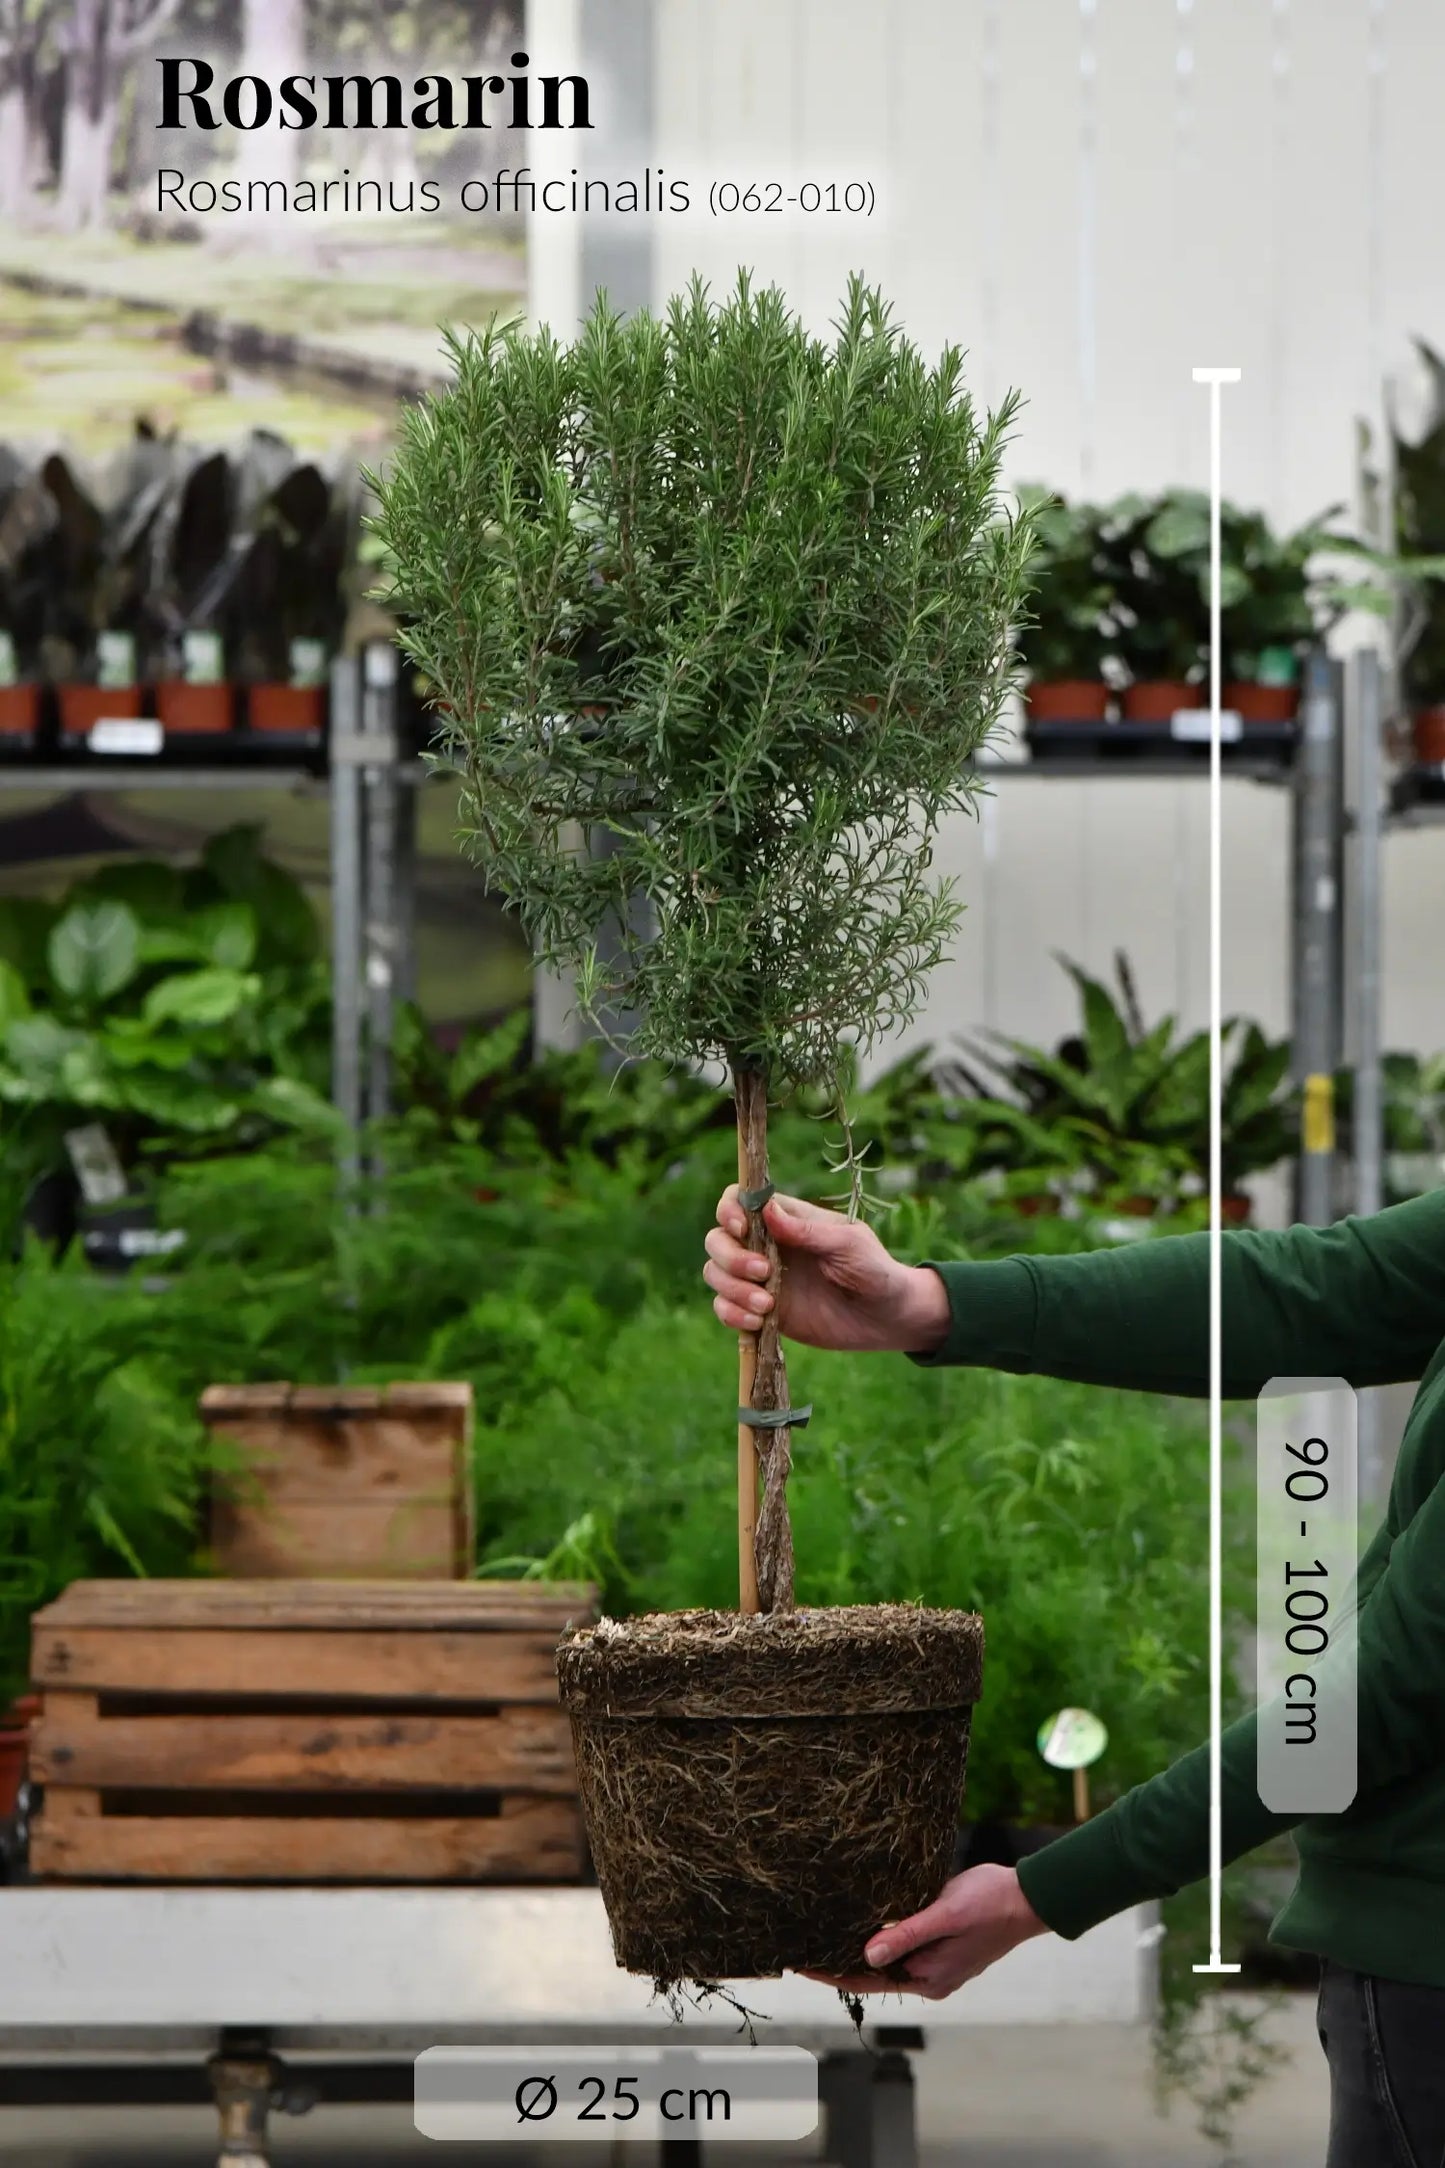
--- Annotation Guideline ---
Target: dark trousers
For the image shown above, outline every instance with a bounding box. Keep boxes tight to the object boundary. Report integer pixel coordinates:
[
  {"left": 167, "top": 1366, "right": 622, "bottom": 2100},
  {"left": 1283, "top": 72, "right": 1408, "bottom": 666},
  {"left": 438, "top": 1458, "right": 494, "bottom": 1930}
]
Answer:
[{"left": 1319, "top": 1959, "right": 1445, "bottom": 2166}]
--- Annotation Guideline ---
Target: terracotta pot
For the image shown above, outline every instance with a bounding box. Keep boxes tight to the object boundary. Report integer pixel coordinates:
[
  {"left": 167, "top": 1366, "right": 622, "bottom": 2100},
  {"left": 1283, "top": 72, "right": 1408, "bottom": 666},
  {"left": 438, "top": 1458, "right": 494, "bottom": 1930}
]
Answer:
[
  {"left": 248, "top": 682, "right": 326, "bottom": 735},
  {"left": 155, "top": 680, "right": 234, "bottom": 736},
  {"left": 0, "top": 683, "right": 40, "bottom": 739},
  {"left": 1413, "top": 705, "right": 1445, "bottom": 765},
  {"left": 58, "top": 683, "right": 141, "bottom": 738},
  {"left": 1222, "top": 1192, "right": 1253, "bottom": 1226},
  {"left": 0, "top": 1734, "right": 26, "bottom": 1819},
  {"left": 1225, "top": 681, "right": 1300, "bottom": 726},
  {"left": 1025, "top": 679, "right": 1111, "bottom": 723},
  {"left": 0, "top": 1698, "right": 37, "bottom": 1820},
  {"left": 1121, "top": 680, "right": 1200, "bottom": 724}
]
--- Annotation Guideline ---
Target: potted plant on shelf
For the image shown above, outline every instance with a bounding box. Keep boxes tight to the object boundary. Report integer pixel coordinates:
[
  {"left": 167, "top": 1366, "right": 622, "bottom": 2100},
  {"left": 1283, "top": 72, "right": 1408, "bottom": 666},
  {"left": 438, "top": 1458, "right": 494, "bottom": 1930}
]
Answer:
[
  {"left": 35, "top": 447, "right": 161, "bottom": 744},
  {"left": 372, "top": 272, "right": 1032, "bottom": 1983},
  {"left": 0, "top": 452, "right": 50, "bottom": 749},
  {"left": 1217, "top": 503, "right": 1343, "bottom": 723},
  {"left": 952, "top": 953, "right": 1296, "bottom": 1219},
  {"left": 150, "top": 449, "right": 237, "bottom": 739},
  {"left": 1382, "top": 1051, "right": 1445, "bottom": 1200},
  {"left": 1114, "top": 489, "right": 1346, "bottom": 726},
  {"left": 1102, "top": 491, "right": 1207, "bottom": 721},
  {"left": 1334, "top": 1050, "right": 1445, "bottom": 1203},
  {"left": 0, "top": 1694, "right": 39, "bottom": 1822},
  {"left": 1014, "top": 487, "right": 1116, "bottom": 723},
  {"left": 229, "top": 451, "right": 355, "bottom": 739},
  {"left": 0, "top": 826, "right": 334, "bottom": 1205},
  {"left": 1389, "top": 342, "right": 1445, "bottom": 765}
]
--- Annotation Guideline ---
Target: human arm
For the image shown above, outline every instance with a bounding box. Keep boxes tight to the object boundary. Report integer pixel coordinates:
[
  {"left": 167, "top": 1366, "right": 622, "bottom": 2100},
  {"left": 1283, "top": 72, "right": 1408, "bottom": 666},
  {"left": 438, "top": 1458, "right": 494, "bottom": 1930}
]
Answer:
[
  {"left": 705, "top": 1188, "right": 1445, "bottom": 1397},
  {"left": 913, "top": 1189, "right": 1445, "bottom": 1397},
  {"left": 854, "top": 1461, "right": 1445, "bottom": 1973},
  {"left": 703, "top": 1187, "right": 952, "bottom": 1352}
]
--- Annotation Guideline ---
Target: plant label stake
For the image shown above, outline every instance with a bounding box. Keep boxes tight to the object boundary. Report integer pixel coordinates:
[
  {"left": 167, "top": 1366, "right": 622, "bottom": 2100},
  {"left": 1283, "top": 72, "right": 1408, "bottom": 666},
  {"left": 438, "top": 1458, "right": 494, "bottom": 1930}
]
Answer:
[
  {"left": 1191, "top": 364, "right": 1245, "bottom": 1980},
  {"left": 1038, "top": 1707, "right": 1107, "bottom": 1823}
]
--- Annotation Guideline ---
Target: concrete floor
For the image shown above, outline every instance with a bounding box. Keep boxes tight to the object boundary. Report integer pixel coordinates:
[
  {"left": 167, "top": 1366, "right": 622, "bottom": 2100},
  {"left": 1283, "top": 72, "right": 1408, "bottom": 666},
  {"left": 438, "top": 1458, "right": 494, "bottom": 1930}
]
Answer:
[{"left": 0, "top": 1994, "right": 1327, "bottom": 2167}]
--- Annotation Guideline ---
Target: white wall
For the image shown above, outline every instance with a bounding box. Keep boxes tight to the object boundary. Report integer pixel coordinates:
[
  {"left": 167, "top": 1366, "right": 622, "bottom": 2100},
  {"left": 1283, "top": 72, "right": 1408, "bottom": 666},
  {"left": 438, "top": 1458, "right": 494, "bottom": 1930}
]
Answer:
[{"left": 530, "top": 0, "right": 1445, "bottom": 1070}]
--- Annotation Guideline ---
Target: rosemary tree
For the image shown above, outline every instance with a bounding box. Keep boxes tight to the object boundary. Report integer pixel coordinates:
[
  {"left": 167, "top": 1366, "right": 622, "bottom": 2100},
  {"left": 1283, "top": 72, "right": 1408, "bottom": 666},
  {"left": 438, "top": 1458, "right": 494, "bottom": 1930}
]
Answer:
[{"left": 372, "top": 273, "right": 1033, "bottom": 1612}]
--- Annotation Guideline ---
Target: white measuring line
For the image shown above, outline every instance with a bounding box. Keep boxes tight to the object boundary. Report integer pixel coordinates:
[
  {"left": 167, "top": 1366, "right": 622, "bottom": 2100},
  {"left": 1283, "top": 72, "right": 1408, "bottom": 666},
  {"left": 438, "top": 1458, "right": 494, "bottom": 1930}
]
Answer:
[{"left": 1191, "top": 365, "right": 1244, "bottom": 1978}]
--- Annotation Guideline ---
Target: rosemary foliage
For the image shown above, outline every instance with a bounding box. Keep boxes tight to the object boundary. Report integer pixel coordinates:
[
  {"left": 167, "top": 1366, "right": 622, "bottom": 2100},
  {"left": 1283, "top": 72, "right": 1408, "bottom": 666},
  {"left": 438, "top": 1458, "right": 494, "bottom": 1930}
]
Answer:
[{"left": 371, "top": 273, "right": 1033, "bottom": 1090}]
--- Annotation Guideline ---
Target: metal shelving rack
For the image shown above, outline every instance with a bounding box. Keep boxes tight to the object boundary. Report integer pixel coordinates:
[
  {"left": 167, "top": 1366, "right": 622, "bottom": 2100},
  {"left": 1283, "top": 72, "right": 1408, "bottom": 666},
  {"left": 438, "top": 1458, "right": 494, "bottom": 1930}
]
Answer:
[
  {"left": 1346, "top": 645, "right": 1445, "bottom": 1227},
  {"left": 1338, "top": 644, "right": 1443, "bottom": 1500},
  {"left": 975, "top": 646, "right": 1348, "bottom": 1232},
  {"left": 0, "top": 643, "right": 1354, "bottom": 1233}
]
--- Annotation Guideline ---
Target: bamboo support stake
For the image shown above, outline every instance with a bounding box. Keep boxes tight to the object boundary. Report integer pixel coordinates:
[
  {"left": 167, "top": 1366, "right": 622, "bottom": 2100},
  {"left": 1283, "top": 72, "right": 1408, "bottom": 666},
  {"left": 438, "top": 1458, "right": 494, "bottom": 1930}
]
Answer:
[
  {"left": 732, "top": 1064, "right": 796, "bottom": 1616},
  {"left": 736, "top": 1312, "right": 761, "bottom": 1617},
  {"left": 735, "top": 1083, "right": 762, "bottom": 1617}
]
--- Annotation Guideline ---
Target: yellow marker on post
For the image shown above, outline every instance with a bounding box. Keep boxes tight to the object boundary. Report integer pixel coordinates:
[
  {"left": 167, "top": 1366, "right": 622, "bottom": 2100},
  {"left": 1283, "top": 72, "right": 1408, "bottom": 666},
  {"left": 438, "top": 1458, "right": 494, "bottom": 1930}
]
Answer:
[{"left": 1303, "top": 1073, "right": 1336, "bottom": 1157}]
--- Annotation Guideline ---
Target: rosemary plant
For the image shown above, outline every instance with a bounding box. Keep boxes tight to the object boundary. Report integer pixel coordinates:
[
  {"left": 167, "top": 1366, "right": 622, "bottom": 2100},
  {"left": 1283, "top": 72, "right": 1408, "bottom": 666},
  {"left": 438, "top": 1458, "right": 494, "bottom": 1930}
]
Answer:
[{"left": 372, "top": 272, "right": 1032, "bottom": 1610}]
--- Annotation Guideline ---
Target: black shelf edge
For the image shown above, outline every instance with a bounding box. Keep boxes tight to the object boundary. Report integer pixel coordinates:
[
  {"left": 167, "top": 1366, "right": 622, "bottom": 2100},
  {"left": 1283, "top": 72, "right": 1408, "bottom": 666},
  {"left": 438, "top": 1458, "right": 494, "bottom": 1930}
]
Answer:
[
  {"left": 1389, "top": 762, "right": 1445, "bottom": 822},
  {"left": 1012, "top": 719, "right": 1298, "bottom": 779}
]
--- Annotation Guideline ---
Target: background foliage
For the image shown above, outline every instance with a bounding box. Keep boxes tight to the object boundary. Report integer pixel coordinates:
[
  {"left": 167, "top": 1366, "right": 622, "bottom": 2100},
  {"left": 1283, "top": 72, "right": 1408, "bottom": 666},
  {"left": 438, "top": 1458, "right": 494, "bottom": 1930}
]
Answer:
[
  {"left": 0, "top": 825, "right": 335, "bottom": 1199},
  {"left": 0, "top": 1129, "right": 1247, "bottom": 1836}
]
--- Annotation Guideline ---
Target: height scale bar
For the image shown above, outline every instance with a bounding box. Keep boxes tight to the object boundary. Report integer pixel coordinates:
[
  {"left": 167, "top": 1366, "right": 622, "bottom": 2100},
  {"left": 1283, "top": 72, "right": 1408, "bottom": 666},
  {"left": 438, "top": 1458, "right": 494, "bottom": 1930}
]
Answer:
[{"left": 1191, "top": 365, "right": 1244, "bottom": 1979}]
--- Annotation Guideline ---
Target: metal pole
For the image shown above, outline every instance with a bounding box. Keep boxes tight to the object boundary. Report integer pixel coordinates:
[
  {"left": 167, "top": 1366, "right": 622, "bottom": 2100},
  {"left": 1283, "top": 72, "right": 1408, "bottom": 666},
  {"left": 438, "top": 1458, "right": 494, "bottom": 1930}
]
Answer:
[
  {"left": 393, "top": 768, "right": 419, "bottom": 1009},
  {"left": 528, "top": 0, "right": 656, "bottom": 1059},
  {"left": 328, "top": 654, "right": 363, "bottom": 1179},
  {"left": 1353, "top": 648, "right": 1385, "bottom": 1220},
  {"left": 361, "top": 643, "right": 400, "bottom": 1127},
  {"left": 578, "top": 0, "right": 656, "bottom": 320},
  {"left": 1352, "top": 645, "right": 1386, "bottom": 1503},
  {"left": 1293, "top": 648, "right": 1345, "bottom": 1226}
]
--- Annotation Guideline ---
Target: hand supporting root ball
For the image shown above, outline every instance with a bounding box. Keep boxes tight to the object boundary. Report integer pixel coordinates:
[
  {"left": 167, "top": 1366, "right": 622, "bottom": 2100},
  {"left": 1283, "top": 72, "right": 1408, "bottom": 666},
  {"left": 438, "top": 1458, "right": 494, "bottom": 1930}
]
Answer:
[{"left": 800, "top": 1865, "right": 1050, "bottom": 2001}]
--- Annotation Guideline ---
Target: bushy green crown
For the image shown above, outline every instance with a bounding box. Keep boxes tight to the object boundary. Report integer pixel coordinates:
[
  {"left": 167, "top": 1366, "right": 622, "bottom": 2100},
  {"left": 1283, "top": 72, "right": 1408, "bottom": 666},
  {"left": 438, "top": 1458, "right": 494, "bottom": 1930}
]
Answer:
[{"left": 372, "top": 273, "right": 1033, "bottom": 1087}]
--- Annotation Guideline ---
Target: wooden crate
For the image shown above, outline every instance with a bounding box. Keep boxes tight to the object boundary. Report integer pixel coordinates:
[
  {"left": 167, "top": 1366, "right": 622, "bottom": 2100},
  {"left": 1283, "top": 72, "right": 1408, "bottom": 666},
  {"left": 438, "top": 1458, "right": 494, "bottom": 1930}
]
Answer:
[
  {"left": 27, "top": 1578, "right": 597, "bottom": 1885},
  {"left": 202, "top": 1383, "right": 475, "bottom": 1580}
]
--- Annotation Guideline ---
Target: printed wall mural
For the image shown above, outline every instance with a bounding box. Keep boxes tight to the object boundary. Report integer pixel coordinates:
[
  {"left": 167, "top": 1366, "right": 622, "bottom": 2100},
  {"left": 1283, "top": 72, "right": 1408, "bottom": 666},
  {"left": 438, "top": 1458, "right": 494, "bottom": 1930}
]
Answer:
[{"left": 0, "top": 0, "right": 531, "bottom": 1032}]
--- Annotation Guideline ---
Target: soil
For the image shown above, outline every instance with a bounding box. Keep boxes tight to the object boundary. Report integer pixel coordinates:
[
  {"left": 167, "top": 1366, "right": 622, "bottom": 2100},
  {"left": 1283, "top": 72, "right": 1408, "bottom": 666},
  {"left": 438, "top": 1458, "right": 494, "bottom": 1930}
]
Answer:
[{"left": 557, "top": 1604, "right": 985, "bottom": 1983}]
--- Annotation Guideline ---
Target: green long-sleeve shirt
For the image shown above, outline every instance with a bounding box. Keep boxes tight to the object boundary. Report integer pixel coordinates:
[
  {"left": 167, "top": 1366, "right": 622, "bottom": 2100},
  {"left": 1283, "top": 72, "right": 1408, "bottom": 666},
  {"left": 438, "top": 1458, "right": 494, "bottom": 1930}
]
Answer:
[{"left": 915, "top": 1188, "right": 1445, "bottom": 1987}]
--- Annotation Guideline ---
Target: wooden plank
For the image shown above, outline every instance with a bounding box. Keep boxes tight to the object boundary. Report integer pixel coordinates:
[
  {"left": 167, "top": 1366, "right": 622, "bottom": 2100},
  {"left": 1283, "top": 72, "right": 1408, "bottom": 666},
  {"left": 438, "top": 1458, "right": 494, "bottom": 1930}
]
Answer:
[
  {"left": 34, "top": 1786, "right": 100, "bottom": 1820},
  {"left": 32, "top": 1706, "right": 579, "bottom": 1793},
  {"left": 201, "top": 1383, "right": 475, "bottom": 1576},
  {"left": 366, "top": 1383, "right": 473, "bottom": 1413},
  {"left": 32, "top": 1581, "right": 597, "bottom": 1632},
  {"left": 31, "top": 1626, "right": 566, "bottom": 1702},
  {"left": 29, "top": 1798, "right": 585, "bottom": 1882},
  {"left": 207, "top": 1413, "right": 464, "bottom": 1502},
  {"left": 200, "top": 1383, "right": 473, "bottom": 1418},
  {"left": 209, "top": 1498, "right": 463, "bottom": 1580},
  {"left": 199, "top": 1384, "right": 293, "bottom": 1418}
]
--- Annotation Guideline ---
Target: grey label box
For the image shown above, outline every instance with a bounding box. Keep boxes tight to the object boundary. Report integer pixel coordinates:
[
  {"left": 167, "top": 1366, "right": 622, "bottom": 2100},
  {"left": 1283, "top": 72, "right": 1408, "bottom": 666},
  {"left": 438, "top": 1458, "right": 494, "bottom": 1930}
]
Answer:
[
  {"left": 414, "top": 2046, "right": 818, "bottom": 2143},
  {"left": 1257, "top": 1377, "right": 1358, "bottom": 1816}
]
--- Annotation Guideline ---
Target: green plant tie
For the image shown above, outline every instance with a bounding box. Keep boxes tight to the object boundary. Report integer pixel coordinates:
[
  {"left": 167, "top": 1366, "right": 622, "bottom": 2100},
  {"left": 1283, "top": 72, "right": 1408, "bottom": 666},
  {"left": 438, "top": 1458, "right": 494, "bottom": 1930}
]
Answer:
[
  {"left": 738, "top": 1181, "right": 776, "bottom": 1212},
  {"left": 738, "top": 1404, "right": 812, "bottom": 1430}
]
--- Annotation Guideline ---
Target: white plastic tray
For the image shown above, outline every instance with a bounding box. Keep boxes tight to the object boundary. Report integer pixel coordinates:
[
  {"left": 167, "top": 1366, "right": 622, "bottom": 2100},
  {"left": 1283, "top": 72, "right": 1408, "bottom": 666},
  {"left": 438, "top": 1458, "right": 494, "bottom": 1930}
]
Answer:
[{"left": 0, "top": 1886, "right": 1158, "bottom": 2048}]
